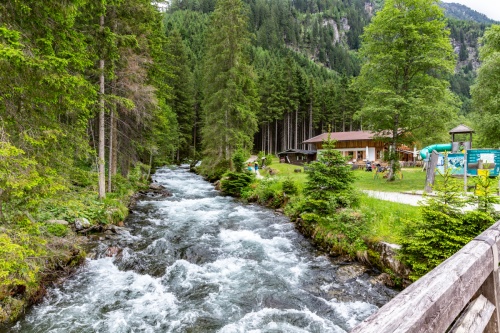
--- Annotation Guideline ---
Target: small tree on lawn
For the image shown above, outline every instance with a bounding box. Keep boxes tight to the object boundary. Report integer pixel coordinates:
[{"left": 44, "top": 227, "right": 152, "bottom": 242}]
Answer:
[{"left": 304, "top": 134, "right": 357, "bottom": 213}]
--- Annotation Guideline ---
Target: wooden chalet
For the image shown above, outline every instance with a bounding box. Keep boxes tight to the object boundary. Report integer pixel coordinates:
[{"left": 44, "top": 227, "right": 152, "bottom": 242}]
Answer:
[
  {"left": 303, "top": 131, "right": 385, "bottom": 162},
  {"left": 277, "top": 149, "right": 316, "bottom": 166}
]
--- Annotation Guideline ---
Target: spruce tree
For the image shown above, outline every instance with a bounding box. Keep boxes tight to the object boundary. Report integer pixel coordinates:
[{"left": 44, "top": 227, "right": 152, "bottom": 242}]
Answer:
[{"left": 201, "top": 0, "right": 259, "bottom": 170}]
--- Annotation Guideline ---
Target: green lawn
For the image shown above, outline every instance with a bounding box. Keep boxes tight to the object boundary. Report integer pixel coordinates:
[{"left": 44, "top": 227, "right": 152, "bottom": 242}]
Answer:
[
  {"left": 353, "top": 167, "right": 427, "bottom": 192},
  {"left": 260, "top": 162, "right": 424, "bottom": 244},
  {"left": 359, "top": 194, "right": 421, "bottom": 244},
  {"left": 261, "top": 162, "right": 307, "bottom": 190}
]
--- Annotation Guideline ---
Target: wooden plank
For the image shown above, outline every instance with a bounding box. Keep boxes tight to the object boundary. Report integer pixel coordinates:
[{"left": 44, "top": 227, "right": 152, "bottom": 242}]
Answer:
[
  {"left": 424, "top": 150, "right": 439, "bottom": 193},
  {"left": 475, "top": 272, "right": 500, "bottom": 333},
  {"left": 351, "top": 222, "right": 500, "bottom": 333},
  {"left": 449, "top": 295, "right": 495, "bottom": 333}
]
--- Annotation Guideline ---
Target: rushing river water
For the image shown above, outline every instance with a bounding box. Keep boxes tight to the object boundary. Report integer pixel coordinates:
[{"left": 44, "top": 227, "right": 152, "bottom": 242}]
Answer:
[{"left": 9, "top": 167, "right": 396, "bottom": 333}]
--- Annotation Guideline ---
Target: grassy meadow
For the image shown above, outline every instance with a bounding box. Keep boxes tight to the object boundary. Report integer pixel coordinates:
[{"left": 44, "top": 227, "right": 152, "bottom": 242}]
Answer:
[{"left": 259, "top": 161, "right": 426, "bottom": 243}]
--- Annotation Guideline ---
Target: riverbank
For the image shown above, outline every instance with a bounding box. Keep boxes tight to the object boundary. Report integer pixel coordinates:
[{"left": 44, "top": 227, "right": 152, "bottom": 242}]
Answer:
[{"left": 0, "top": 167, "right": 156, "bottom": 325}]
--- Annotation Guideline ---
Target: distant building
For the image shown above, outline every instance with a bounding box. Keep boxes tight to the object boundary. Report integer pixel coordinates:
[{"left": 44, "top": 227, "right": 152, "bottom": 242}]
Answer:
[
  {"left": 303, "top": 131, "right": 384, "bottom": 161},
  {"left": 303, "top": 131, "right": 414, "bottom": 162},
  {"left": 277, "top": 149, "right": 316, "bottom": 166}
]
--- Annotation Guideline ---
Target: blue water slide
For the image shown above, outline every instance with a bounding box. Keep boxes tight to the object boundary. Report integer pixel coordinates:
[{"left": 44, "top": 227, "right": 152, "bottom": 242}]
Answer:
[{"left": 420, "top": 143, "right": 452, "bottom": 160}]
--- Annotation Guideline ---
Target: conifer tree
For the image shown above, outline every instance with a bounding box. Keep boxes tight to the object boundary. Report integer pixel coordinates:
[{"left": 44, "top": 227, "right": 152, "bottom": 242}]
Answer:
[
  {"left": 166, "top": 30, "right": 195, "bottom": 161},
  {"left": 201, "top": 0, "right": 259, "bottom": 169}
]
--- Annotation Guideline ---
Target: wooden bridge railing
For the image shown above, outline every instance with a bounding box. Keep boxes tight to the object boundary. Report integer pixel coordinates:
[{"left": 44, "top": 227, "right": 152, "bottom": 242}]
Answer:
[{"left": 351, "top": 220, "right": 500, "bottom": 333}]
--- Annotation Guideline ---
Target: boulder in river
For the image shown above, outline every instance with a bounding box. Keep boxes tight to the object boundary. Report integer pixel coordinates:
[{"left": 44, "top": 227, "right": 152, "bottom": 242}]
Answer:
[
  {"left": 105, "top": 246, "right": 122, "bottom": 258},
  {"left": 74, "top": 218, "right": 91, "bottom": 231},
  {"left": 138, "top": 183, "right": 172, "bottom": 198}
]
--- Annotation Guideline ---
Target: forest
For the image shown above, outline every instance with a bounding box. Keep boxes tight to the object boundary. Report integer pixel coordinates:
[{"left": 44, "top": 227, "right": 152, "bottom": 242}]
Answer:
[{"left": 1, "top": 0, "right": 500, "bottom": 323}]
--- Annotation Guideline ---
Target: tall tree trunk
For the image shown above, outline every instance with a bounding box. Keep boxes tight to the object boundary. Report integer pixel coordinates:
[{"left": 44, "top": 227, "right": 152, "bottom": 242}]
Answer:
[
  {"left": 308, "top": 97, "right": 313, "bottom": 151},
  {"left": 108, "top": 108, "right": 114, "bottom": 193},
  {"left": 98, "top": 14, "right": 106, "bottom": 200},
  {"left": 294, "top": 108, "right": 298, "bottom": 149},
  {"left": 268, "top": 122, "right": 271, "bottom": 155},
  {"left": 275, "top": 119, "right": 277, "bottom": 154}
]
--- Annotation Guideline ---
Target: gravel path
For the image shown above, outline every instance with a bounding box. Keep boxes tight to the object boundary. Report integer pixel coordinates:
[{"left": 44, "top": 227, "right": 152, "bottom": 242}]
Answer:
[{"left": 363, "top": 190, "right": 500, "bottom": 211}]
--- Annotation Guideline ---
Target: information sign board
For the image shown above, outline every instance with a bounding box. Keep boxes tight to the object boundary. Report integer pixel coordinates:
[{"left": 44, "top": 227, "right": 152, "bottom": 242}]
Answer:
[{"left": 466, "top": 149, "right": 500, "bottom": 176}]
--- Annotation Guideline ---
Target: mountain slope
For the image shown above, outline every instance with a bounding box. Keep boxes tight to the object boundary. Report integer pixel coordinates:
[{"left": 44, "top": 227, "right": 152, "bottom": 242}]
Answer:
[{"left": 440, "top": 2, "right": 498, "bottom": 24}]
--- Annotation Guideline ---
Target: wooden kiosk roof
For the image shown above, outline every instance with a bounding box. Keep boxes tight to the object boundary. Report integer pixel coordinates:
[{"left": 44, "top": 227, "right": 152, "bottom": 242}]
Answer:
[{"left": 448, "top": 124, "right": 474, "bottom": 134}]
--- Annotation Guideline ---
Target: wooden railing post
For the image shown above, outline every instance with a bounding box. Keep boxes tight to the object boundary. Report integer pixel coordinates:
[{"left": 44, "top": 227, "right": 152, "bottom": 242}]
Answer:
[{"left": 474, "top": 235, "right": 500, "bottom": 333}]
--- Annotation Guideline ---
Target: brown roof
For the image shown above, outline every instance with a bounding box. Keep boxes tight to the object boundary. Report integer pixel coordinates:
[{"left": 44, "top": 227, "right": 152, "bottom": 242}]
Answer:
[
  {"left": 449, "top": 124, "right": 474, "bottom": 134},
  {"left": 303, "top": 131, "right": 381, "bottom": 143}
]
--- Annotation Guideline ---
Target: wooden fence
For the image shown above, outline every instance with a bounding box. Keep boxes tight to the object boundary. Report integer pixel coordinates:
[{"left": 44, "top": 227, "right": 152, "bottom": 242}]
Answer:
[{"left": 351, "top": 220, "right": 500, "bottom": 333}]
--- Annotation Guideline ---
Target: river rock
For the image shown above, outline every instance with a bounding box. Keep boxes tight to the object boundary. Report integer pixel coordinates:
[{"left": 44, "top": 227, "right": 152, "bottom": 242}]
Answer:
[
  {"left": 336, "top": 263, "right": 369, "bottom": 283},
  {"left": 214, "top": 180, "right": 222, "bottom": 191},
  {"left": 74, "top": 218, "right": 91, "bottom": 231},
  {"left": 105, "top": 246, "right": 122, "bottom": 257},
  {"left": 149, "top": 183, "right": 165, "bottom": 191},
  {"left": 139, "top": 184, "right": 172, "bottom": 198},
  {"left": 370, "top": 273, "right": 394, "bottom": 287},
  {"left": 45, "top": 219, "right": 69, "bottom": 226}
]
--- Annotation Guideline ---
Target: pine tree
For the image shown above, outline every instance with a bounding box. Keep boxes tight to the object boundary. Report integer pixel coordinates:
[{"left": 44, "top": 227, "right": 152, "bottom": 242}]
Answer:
[
  {"left": 166, "top": 29, "right": 195, "bottom": 161},
  {"left": 201, "top": 0, "right": 260, "bottom": 169}
]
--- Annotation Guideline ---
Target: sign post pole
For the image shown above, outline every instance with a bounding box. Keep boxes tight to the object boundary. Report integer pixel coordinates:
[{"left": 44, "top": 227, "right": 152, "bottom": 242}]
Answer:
[{"left": 464, "top": 150, "right": 467, "bottom": 193}]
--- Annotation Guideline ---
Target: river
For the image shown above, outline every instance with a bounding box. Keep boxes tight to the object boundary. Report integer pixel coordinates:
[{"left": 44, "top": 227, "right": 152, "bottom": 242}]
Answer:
[{"left": 9, "top": 167, "right": 396, "bottom": 332}]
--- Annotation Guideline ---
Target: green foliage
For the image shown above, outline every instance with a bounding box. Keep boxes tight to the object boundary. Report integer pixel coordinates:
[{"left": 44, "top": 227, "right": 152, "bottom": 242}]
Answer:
[
  {"left": 305, "top": 136, "right": 357, "bottom": 209},
  {"left": 220, "top": 171, "right": 255, "bottom": 197},
  {"left": 243, "top": 178, "right": 288, "bottom": 208},
  {"left": 282, "top": 178, "right": 298, "bottom": 196},
  {"left": 199, "top": 159, "right": 231, "bottom": 182},
  {"left": 303, "top": 209, "right": 368, "bottom": 258},
  {"left": 45, "top": 224, "right": 69, "bottom": 237},
  {"left": 356, "top": 0, "right": 458, "bottom": 164},
  {"left": 399, "top": 169, "right": 495, "bottom": 280},
  {"left": 473, "top": 175, "right": 500, "bottom": 214},
  {"left": 232, "top": 149, "right": 247, "bottom": 173},
  {"left": 264, "top": 154, "right": 274, "bottom": 167},
  {"left": 471, "top": 25, "right": 500, "bottom": 147}
]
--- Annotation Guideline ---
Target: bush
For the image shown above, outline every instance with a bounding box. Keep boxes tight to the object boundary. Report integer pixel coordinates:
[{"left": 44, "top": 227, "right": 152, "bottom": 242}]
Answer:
[
  {"left": 45, "top": 224, "right": 68, "bottom": 237},
  {"left": 232, "top": 149, "right": 247, "bottom": 173},
  {"left": 220, "top": 171, "right": 255, "bottom": 197},
  {"left": 399, "top": 169, "right": 495, "bottom": 280},
  {"left": 282, "top": 178, "right": 298, "bottom": 196},
  {"left": 265, "top": 154, "right": 274, "bottom": 167},
  {"left": 199, "top": 159, "right": 230, "bottom": 182}
]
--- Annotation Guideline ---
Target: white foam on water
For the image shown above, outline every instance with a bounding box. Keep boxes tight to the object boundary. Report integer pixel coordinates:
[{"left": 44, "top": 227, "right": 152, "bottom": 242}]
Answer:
[
  {"left": 325, "top": 299, "right": 379, "bottom": 330},
  {"left": 217, "top": 307, "right": 346, "bottom": 333},
  {"left": 218, "top": 229, "right": 309, "bottom": 286},
  {"left": 14, "top": 257, "right": 179, "bottom": 332}
]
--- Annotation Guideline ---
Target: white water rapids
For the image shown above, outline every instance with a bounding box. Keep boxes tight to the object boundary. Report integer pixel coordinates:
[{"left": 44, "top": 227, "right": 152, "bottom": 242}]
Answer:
[{"left": 9, "top": 167, "right": 396, "bottom": 332}]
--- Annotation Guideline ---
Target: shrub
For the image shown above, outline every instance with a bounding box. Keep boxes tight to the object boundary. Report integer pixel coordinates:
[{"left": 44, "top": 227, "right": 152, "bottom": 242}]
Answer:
[
  {"left": 232, "top": 149, "right": 247, "bottom": 173},
  {"left": 282, "top": 178, "right": 298, "bottom": 196},
  {"left": 265, "top": 154, "right": 274, "bottom": 167},
  {"left": 220, "top": 171, "right": 255, "bottom": 197},
  {"left": 399, "top": 169, "right": 495, "bottom": 280},
  {"left": 45, "top": 224, "right": 68, "bottom": 237}
]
